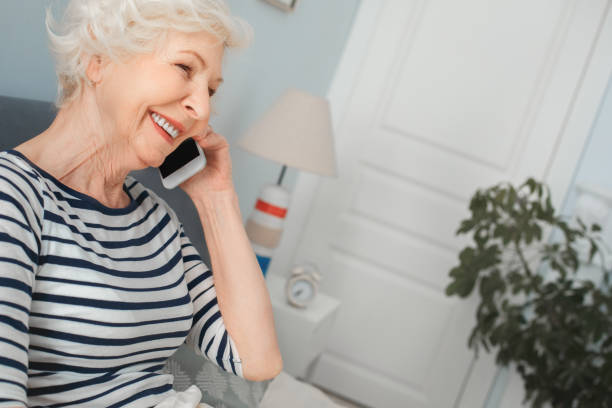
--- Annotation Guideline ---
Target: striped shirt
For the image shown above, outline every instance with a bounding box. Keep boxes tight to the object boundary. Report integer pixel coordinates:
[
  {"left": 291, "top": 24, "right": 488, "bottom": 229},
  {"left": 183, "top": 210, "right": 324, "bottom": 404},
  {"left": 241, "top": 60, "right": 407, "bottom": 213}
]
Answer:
[{"left": 0, "top": 150, "right": 242, "bottom": 407}]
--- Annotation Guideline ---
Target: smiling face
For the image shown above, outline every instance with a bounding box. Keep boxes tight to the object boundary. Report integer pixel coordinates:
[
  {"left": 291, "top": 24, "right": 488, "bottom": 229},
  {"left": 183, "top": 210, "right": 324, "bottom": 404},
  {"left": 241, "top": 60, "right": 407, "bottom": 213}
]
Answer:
[{"left": 89, "top": 29, "right": 225, "bottom": 168}]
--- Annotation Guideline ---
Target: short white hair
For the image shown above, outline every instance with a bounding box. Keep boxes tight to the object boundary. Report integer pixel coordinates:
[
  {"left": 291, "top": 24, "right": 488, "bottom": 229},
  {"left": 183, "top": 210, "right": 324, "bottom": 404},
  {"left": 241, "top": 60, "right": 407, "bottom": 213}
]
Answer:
[{"left": 46, "top": 0, "right": 253, "bottom": 108}]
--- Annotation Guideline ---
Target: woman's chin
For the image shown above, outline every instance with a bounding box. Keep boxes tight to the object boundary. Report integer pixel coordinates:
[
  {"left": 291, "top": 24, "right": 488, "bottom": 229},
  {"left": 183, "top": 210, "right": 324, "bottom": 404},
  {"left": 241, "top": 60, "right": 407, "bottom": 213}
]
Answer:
[
  {"left": 133, "top": 149, "right": 166, "bottom": 170},
  {"left": 150, "top": 156, "right": 167, "bottom": 169}
]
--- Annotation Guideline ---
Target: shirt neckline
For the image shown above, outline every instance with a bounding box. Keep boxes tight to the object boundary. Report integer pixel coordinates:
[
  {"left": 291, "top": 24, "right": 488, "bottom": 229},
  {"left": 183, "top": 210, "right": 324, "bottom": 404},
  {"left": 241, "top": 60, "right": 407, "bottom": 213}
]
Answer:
[{"left": 4, "top": 149, "right": 139, "bottom": 215}]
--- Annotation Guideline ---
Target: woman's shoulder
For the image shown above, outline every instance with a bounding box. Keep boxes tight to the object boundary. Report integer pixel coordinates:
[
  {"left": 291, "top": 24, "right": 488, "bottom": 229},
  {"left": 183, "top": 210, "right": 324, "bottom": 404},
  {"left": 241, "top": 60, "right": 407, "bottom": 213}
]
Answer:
[
  {"left": 0, "top": 150, "right": 46, "bottom": 205},
  {"left": 0, "top": 149, "right": 44, "bottom": 180},
  {"left": 0, "top": 150, "right": 46, "bottom": 235},
  {"left": 124, "top": 175, "right": 181, "bottom": 224}
]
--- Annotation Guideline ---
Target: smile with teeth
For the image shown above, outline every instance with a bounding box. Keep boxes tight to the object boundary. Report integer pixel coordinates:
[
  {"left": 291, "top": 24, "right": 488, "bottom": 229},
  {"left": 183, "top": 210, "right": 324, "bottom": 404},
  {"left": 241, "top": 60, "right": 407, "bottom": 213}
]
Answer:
[{"left": 151, "top": 112, "right": 180, "bottom": 139}]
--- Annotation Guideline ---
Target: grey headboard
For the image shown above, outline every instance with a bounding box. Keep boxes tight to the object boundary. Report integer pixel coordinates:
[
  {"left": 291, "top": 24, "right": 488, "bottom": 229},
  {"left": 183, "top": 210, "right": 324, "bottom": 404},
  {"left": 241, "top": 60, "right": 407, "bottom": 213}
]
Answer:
[{"left": 0, "top": 95, "right": 210, "bottom": 264}]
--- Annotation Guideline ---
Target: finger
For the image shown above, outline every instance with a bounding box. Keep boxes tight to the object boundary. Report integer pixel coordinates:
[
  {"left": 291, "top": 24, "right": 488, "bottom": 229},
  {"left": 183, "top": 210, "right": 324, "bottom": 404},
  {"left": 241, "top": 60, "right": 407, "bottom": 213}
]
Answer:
[
  {"left": 192, "top": 126, "right": 212, "bottom": 142},
  {"left": 195, "top": 129, "right": 228, "bottom": 151}
]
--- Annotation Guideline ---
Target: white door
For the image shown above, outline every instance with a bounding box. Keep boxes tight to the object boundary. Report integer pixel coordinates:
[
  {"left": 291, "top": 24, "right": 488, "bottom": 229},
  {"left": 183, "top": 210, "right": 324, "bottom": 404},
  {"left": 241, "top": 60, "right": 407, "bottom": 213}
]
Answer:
[{"left": 270, "top": 0, "right": 612, "bottom": 407}]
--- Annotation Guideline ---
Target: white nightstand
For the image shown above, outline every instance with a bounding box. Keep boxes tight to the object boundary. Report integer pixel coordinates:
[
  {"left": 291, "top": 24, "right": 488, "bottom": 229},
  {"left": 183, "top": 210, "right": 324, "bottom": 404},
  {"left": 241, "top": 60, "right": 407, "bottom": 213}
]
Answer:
[{"left": 266, "top": 273, "right": 340, "bottom": 380}]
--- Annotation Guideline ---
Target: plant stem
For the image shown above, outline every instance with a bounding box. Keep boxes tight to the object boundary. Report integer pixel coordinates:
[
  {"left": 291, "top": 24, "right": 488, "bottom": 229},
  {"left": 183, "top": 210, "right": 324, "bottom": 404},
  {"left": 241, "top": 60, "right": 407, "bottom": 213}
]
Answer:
[{"left": 515, "top": 241, "right": 533, "bottom": 278}]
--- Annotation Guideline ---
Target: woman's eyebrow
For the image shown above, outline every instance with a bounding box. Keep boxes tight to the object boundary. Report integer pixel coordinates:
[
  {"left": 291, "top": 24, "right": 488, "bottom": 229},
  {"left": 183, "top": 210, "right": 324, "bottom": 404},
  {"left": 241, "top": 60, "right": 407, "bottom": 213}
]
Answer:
[{"left": 179, "top": 50, "right": 224, "bottom": 83}]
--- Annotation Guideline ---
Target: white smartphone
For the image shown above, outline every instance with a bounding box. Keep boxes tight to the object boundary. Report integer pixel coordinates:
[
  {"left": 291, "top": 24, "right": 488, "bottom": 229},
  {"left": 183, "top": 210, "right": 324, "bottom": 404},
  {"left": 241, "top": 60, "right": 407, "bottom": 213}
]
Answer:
[{"left": 158, "top": 138, "right": 206, "bottom": 189}]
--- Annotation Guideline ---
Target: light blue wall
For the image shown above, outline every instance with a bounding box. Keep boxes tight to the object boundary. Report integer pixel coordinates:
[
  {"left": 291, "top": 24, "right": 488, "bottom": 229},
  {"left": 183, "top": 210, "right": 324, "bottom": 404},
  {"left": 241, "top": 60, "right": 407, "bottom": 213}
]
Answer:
[
  {"left": 0, "top": 0, "right": 360, "bottom": 220},
  {"left": 0, "top": 0, "right": 64, "bottom": 102},
  {"left": 483, "top": 75, "right": 612, "bottom": 407},
  {"left": 560, "top": 76, "right": 612, "bottom": 215}
]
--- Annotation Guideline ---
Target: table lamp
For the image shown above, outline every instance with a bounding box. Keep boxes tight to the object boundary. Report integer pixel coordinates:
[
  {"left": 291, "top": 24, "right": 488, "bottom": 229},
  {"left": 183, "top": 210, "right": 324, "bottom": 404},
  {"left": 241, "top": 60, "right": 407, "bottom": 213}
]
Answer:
[{"left": 237, "top": 88, "right": 337, "bottom": 277}]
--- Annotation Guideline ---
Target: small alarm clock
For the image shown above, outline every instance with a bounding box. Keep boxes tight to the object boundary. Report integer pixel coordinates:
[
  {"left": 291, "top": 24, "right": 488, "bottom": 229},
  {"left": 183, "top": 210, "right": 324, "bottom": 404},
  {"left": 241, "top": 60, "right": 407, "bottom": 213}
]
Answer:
[{"left": 285, "top": 262, "right": 321, "bottom": 309}]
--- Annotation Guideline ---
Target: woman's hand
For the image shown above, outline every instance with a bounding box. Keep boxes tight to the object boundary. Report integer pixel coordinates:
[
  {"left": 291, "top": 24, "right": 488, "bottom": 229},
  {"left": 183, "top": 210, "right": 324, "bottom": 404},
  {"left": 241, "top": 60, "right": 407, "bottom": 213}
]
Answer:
[{"left": 180, "top": 126, "right": 235, "bottom": 198}]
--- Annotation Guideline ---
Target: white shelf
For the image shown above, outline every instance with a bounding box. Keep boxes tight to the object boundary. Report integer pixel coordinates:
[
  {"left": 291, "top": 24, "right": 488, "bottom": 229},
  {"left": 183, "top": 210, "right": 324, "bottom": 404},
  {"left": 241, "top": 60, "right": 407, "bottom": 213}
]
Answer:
[
  {"left": 266, "top": 273, "right": 340, "bottom": 321},
  {"left": 265, "top": 273, "right": 341, "bottom": 380}
]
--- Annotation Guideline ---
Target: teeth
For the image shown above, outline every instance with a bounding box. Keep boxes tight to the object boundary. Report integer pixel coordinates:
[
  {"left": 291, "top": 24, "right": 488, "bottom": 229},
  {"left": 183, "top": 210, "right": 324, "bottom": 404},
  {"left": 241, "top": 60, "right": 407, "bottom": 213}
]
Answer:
[{"left": 151, "top": 112, "right": 179, "bottom": 139}]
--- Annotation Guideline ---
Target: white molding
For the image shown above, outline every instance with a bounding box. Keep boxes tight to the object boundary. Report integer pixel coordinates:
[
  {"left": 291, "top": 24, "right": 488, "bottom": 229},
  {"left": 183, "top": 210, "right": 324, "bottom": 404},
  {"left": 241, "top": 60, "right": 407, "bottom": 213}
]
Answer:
[
  {"left": 576, "top": 183, "right": 612, "bottom": 205},
  {"left": 456, "top": 352, "right": 498, "bottom": 408}
]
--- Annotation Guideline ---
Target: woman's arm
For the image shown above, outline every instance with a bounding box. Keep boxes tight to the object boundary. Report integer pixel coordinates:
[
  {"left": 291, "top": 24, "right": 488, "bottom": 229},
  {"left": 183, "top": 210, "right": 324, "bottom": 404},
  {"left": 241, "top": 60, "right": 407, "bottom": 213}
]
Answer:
[
  {"left": 0, "top": 159, "right": 44, "bottom": 407},
  {"left": 191, "top": 189, "right": 283, "bottom": 382}
]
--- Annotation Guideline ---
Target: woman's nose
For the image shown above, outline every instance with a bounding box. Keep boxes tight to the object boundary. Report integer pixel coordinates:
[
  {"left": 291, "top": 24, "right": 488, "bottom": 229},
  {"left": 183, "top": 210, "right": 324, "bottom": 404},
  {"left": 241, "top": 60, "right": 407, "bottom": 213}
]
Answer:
[{"left": 183, "top": 86, "right": 210, "bottom": 121}]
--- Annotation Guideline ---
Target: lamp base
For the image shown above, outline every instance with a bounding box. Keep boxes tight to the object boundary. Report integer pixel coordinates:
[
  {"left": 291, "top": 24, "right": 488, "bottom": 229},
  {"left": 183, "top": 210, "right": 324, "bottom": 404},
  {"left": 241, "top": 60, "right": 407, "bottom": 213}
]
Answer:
[
  {"left": 245, "top": 184, "right": 291, "bottom": 277},
  {"left": 251, "top": 243, "right": 274, "bottom": 277}
]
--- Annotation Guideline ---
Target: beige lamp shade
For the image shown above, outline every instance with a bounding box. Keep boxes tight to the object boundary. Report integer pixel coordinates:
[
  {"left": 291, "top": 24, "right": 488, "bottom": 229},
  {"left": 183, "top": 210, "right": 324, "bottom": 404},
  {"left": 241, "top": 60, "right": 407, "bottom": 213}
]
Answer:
[{"left": 236, "top": 88, "right": 337, "bottom": 177}]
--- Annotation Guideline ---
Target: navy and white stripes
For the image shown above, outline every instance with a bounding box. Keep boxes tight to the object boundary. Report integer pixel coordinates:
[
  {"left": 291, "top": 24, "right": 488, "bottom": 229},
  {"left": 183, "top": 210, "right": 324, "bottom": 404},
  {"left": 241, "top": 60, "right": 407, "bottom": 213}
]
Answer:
[{"left": 0, "top": 150, "right": 242, "bottom": 407}]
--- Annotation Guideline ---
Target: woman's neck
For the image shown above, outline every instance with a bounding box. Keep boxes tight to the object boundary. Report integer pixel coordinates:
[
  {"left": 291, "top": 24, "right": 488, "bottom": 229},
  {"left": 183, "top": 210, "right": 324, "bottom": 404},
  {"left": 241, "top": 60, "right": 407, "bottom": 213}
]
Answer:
[{"left": 15, "top": 94, "right": 142, "bottom": 208}]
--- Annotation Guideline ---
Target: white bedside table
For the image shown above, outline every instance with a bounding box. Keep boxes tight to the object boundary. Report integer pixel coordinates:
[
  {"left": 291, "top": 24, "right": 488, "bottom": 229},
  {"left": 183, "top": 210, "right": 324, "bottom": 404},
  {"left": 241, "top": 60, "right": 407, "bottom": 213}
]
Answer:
[{"left": 266, "top": 273, "right": 340, "bottom": 380}]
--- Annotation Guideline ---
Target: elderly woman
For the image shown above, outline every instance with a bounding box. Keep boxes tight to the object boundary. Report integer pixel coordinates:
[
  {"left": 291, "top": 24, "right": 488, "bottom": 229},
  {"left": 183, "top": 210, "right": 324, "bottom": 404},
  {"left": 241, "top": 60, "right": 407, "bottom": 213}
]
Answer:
[{"left": 0, "top": 0, "right": 283, "bottom": 406}]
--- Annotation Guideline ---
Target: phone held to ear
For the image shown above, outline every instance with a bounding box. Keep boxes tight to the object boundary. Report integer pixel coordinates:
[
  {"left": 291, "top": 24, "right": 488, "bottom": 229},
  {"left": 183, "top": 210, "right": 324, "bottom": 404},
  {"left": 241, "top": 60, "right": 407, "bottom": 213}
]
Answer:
[{"left": 158, "top": 138, "right": 206, "bottom": 189}]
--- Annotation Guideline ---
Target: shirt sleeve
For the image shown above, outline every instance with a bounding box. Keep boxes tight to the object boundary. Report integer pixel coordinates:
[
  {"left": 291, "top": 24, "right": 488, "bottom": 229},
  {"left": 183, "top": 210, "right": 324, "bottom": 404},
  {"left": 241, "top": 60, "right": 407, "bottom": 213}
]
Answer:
[
  {"left": 0, "top": 161, "right": 43, "bottom": 407},
  {"left": 180, "top": 224, "right": 244, "bottom": 378}
]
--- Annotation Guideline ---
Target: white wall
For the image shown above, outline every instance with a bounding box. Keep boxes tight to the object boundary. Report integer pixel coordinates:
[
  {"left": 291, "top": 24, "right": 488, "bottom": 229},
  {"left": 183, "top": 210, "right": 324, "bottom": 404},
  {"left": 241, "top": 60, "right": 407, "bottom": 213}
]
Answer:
[{"left": 0, "top": 0, "right": 361, "bottom": 220}]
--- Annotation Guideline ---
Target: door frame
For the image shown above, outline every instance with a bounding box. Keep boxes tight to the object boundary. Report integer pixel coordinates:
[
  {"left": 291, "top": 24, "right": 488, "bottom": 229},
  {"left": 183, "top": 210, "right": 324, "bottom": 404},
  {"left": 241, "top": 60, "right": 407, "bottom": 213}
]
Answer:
[{"left": 266, "top": 0, "right": 612, "bottom": 406}]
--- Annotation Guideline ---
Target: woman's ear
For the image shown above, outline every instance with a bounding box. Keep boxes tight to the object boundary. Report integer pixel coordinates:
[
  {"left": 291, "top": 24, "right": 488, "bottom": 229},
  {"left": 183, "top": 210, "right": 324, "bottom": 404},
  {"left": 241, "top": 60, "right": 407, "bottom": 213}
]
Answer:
[{"left": 85, "top": 54, "right": 107, "bottom": 86}]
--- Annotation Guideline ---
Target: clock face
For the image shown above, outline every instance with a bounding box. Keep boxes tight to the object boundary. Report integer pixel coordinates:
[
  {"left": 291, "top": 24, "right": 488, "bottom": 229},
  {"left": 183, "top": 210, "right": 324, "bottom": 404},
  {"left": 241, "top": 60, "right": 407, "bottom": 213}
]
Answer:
[
  {"left": 286, "top": 276, "right": 317, "bottom": 308},
  {"left": 291, "top": 280, "right": 314, "bottom": 301}
]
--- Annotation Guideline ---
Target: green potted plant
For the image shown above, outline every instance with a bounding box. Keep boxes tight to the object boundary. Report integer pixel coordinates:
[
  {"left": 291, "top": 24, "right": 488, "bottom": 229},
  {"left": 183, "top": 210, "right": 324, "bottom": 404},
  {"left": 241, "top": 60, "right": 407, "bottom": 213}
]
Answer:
[{"left": 445, "top": 178, "right": 612, "bottom": 407}]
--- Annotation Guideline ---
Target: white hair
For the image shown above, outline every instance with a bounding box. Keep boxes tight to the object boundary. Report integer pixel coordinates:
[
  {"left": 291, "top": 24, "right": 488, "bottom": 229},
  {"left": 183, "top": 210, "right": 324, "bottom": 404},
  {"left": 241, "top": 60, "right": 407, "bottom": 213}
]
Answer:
[{"left": 46, "top": 0, "right": 253, "bottom": 108}]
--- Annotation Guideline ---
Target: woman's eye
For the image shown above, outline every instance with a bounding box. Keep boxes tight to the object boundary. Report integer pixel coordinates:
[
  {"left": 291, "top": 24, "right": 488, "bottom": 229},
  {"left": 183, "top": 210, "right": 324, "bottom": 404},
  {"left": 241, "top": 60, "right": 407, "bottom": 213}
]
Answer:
[{"left": 176, "top": 64, "right": 192, "bottom": 75}]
